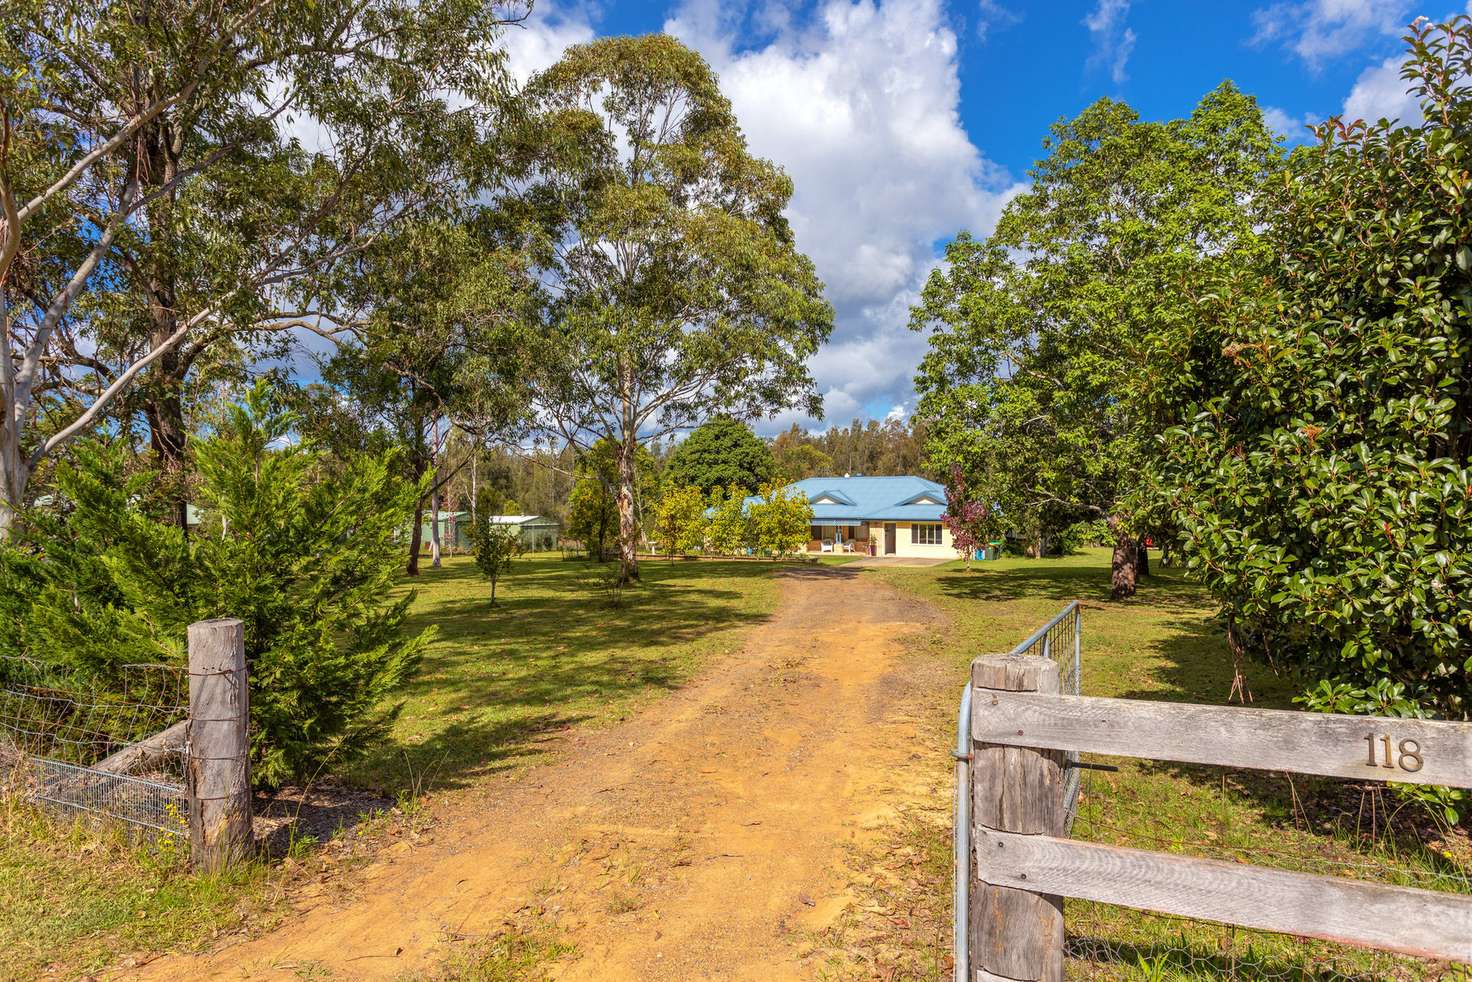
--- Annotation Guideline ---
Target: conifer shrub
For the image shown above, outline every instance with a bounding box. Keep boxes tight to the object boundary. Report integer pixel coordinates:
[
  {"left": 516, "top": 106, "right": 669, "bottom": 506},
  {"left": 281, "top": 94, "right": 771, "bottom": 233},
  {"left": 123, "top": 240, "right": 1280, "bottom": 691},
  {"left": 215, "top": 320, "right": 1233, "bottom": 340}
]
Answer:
[{"left": 0, "top": 386, "right": 430, "bottom": 787}]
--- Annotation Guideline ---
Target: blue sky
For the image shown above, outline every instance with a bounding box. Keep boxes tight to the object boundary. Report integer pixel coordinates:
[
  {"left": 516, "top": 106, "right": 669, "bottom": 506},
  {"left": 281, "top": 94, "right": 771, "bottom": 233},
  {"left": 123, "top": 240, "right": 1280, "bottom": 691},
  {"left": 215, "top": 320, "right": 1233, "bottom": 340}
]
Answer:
[{"left": 504, "top": 0, "right": 1448, "bottom": 434}]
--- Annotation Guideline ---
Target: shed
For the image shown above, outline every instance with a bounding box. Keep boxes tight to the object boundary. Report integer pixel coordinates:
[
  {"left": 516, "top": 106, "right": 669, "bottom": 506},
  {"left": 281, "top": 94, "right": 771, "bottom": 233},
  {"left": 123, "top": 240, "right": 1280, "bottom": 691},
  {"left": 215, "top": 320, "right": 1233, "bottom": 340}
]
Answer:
[{"left": 418, "top": 512, "right": 561, "bottom": 553}]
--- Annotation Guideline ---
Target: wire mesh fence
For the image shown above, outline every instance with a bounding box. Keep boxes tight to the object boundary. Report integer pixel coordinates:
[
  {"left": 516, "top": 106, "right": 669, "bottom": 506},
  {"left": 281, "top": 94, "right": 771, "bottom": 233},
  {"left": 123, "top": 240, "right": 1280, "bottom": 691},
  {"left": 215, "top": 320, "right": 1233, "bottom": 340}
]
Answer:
[
  {"left": 1064, "top": 761, "right": 1472, "bottom": 980},
  {"left": 0, "top": 654, "right": 189, "bottom": 835},
  {"left": 1007, "top": 600, "right": 1083, "bottom": 827}
]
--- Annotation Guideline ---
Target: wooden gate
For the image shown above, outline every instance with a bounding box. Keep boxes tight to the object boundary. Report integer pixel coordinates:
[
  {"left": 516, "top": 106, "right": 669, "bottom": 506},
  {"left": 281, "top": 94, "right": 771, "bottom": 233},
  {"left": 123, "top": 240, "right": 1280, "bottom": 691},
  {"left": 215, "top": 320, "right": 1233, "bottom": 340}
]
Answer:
[{"left": 961, "top": 652, "right": 1472, "bottom": 980}]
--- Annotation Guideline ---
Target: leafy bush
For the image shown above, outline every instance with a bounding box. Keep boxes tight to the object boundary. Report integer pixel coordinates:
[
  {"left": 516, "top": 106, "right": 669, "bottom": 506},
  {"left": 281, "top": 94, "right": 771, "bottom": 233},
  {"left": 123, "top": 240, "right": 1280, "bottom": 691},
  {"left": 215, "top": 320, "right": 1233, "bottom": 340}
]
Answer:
[
  {"left": 469, "top": 514, "right": 524, "bottom": 605},
  {"left": 649, "top": 485, "right": 708, "bottom": 559},
  {"left": 706, "top": 485, "right": 753, "bottom": 556},
  {"left": 1155, "top": 18, "right": 1472, "bottom": 723},
  {"left": 940, "top": 465, "right": 998, "bottom": 567},
  {"left": 0, "top": 387, "right": 430, "bottom": 787},
  {"left": 747, "top": 484, "right": 812, "bottom": 559}
]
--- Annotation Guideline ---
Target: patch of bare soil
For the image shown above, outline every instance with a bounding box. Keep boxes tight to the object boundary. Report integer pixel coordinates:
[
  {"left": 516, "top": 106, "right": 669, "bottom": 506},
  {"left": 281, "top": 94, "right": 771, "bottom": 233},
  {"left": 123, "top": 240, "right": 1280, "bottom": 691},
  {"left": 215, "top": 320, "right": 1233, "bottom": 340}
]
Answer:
[
  {"left": 252, "top": 781, "right": 397, "bottom": 858},
  {"left": 124, "top": 565, "right": 955, "bottom": 981}
]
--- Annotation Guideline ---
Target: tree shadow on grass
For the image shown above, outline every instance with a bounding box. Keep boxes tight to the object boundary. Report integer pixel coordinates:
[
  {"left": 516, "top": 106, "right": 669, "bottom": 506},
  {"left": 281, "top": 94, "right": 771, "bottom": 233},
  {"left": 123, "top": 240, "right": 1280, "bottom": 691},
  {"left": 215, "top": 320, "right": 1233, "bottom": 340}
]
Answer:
[
  {"left": 930, "top": 561, "right": 1212, "bottom": 614},
  {"left": 1105, "top": 615, "right": 1465, "bottom": 886},
  {"left": 350, "top": 557, "right": 778, "bottom": 793},
  {"left": 1063, "top": 931, "right": 1403, "bottom": 980},
  {"left": 349, "top": 709, "right": 586, "bottom": 795}
]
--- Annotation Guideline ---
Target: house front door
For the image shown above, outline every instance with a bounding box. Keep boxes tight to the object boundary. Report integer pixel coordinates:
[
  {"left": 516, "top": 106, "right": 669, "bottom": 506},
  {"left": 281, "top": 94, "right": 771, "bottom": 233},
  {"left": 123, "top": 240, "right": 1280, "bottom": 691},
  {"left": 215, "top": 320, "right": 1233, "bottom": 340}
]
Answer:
[{"left": 884, "top": 523, "right": 896, "bottom": 555}]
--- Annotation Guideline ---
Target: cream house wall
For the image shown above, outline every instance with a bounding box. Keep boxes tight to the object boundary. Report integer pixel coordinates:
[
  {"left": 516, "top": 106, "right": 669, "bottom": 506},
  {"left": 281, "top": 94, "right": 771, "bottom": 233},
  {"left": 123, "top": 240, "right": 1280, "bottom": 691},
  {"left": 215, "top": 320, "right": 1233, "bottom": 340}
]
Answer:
[{"left": 865, "top": 520, "right": 953, "bottom": 558}]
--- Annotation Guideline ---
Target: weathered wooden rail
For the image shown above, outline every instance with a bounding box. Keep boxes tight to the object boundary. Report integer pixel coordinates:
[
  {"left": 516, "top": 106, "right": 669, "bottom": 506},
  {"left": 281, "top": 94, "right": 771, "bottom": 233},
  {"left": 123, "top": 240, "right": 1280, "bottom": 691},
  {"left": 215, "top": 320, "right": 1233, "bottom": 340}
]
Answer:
[{"left": 960, "top": 651, "right": 1472, "bottom": 980}]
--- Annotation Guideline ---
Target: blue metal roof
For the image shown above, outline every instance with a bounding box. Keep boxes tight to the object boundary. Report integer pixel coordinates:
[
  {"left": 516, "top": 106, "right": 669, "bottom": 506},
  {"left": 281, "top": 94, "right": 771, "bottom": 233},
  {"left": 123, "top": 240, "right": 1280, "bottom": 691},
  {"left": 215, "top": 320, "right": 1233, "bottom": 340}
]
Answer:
[{"left": 748, "top": 476, "right": 947, "bottom": 522}]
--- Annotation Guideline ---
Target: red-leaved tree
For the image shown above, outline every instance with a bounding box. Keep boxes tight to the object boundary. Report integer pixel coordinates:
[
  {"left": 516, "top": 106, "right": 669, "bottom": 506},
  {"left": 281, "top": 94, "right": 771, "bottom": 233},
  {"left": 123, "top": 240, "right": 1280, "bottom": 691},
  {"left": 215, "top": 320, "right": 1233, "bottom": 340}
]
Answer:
[{"left": 941, "top": 465, "right": 996, "bottom": 568}]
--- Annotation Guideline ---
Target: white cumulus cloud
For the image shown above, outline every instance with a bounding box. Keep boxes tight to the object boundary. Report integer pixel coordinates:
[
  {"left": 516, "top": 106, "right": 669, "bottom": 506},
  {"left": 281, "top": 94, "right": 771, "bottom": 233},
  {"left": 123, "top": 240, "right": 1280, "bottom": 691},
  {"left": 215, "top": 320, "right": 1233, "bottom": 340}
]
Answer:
[
  {"left": 663, "top": 0, "right": 1024, "bottom": 433},
  {"left": 1260, "top": 104, "right": 1320, "bottom": 141},
  {"left": 1343, "top": 53, "right": 1422, "bottom": 123},
  {"left": 1251, "top": 0, "right": 1412, "bottom": 68},
  {"left": 501, "top": 1, "right": 597, "bottom": 84}
]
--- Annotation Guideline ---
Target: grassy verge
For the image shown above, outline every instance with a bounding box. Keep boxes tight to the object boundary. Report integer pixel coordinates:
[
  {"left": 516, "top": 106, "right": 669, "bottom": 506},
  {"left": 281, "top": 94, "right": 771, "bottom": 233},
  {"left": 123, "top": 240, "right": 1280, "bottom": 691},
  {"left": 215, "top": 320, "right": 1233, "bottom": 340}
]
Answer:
[
  {"left": 853, "top": 549, "right": 1470, "bottom": 980},
  {"left": 0, "top": 553, "right": 780, "bottom": 979},
  {"left": 350, "top": 553, "right": 780, "bottom": 790},
  {"left": 0, "top": 799, "right": 271, "bottom": 980}
]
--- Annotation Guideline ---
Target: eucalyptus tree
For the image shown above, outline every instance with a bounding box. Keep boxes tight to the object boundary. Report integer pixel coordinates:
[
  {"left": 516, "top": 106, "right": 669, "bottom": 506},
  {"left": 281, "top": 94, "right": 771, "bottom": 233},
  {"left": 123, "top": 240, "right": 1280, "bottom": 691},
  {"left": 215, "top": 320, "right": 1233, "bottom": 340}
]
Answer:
[
  {"left": 910, "top": 83, "right": 1282, "bottom": 596},
  {"left": 507, "top": 35, "right": 833, "bottom": 584},
  {"left": 308, "top": 219, "right": 538, "bottom": 575},
  {"left": 0, "top": 0, "right": 525, "bottom": 534}
]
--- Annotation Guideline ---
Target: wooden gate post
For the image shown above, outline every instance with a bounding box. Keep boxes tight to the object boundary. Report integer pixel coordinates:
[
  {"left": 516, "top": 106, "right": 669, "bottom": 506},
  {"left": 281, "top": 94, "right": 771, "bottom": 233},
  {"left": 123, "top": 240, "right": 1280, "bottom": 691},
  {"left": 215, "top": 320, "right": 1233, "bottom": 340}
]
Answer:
[
  {"left": 970, "top": 655, "right": 1065, "bottom": 981},
  {"left": 187, "top": 618, "right": 252, "bottom": 871}
]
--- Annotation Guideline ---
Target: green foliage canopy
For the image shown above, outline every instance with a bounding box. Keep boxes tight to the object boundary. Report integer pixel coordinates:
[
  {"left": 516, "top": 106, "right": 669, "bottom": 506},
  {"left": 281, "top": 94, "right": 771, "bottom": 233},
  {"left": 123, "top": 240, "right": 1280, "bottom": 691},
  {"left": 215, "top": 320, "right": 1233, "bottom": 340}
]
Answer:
[
  {"left": 663, "top": 418, "right": 775, "bottom": 496},
  {"left": 910, "top": 84, "right": 1282, "bottom": 591},
  {"left": 0, "top": 0, "right": 523, "bottom": 531},
  {"left": 1154, "top": 18, "right": 1472, "bottom": 723}
]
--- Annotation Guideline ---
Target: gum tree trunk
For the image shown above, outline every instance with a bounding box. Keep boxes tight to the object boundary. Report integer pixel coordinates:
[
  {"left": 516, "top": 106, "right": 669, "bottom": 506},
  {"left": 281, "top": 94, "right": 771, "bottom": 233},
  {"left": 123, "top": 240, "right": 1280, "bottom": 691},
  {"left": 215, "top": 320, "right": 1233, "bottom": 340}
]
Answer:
[
  {"left": 0, "top": 412, "right": 23, "bottom": 540},
  {"left": 1109, "top": 516, "right": 1140, "bottom": 599},
  {"left": 407, "top": 502, "right": 425, "bottom": 576},
  {"left": 140, "top": 112, "right": 193, "bottom": 533},
  {"left": 407, "top": 445, "right": 429, "bottom": 576},
  {"left": 616, "top": 437, "right": 640, "bottom": 585},
  {"left": 144, "top": 384, "right": 191, "bottom": 530}
]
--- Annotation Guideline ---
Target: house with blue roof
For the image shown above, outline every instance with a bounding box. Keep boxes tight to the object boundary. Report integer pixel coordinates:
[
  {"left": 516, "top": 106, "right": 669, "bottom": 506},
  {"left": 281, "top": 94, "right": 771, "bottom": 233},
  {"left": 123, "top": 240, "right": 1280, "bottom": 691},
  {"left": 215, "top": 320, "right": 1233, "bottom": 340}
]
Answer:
[{"left": 769, "top": 475, "right": 952, "bottom": 558}]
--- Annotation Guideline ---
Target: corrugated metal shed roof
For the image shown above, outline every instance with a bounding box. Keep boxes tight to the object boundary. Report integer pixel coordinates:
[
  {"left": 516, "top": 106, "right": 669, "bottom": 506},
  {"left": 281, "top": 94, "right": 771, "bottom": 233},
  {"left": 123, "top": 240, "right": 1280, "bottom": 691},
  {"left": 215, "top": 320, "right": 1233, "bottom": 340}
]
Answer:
[{"left": 423, "top": 513, "right": 558, "bottom": 526}]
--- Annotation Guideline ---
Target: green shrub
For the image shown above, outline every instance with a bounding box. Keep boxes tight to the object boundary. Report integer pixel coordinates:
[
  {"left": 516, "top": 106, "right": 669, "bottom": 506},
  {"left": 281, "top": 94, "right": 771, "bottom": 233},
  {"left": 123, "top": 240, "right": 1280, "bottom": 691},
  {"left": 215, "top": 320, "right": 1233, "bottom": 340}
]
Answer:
[
  {"left": 1156, "top": 18, "right": 1472, "bottom": 723},
  {"left": 747, "top": 483, "right": 812, "bottom": 559},
  {"left": 0, "top": 386, "right": 430, "bottom": 787},
  {"left": 649, "top": 485, "right": 709, "bottom": 559},
  {"left": 469, "top": 513, "right": 524, "bottom": 605}
]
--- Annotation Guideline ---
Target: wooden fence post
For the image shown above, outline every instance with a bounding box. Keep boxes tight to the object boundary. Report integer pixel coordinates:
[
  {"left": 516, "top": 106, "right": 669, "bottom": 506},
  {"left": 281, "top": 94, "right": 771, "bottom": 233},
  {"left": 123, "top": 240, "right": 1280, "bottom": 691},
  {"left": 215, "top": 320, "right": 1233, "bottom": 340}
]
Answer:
[
  {"left": 187, "top": 617, "right": 251, "bottom": 871},
  {"left": 970, "top": 655, "right": 1065, "bottom": 981}
]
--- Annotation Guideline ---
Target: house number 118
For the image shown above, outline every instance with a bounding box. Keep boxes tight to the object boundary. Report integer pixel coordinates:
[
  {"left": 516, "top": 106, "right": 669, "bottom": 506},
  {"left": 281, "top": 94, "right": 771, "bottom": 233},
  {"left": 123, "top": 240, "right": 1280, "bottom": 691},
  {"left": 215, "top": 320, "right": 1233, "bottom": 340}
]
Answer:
[{"left": 1364, "top": 733, "right": 1424, "bottom": 773}]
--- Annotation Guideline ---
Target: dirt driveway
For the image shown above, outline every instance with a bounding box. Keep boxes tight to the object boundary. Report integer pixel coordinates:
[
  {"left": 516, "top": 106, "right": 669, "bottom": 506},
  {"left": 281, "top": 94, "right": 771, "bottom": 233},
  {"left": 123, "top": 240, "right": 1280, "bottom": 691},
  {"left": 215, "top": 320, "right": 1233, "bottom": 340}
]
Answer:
[{"left": 129, "top": 565, "right": 949, "bottom": 981}]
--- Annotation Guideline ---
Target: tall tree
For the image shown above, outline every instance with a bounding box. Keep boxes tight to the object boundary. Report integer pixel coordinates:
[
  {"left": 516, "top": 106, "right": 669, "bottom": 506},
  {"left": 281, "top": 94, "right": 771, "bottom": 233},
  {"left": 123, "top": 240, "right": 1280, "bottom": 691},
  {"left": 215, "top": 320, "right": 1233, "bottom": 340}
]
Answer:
[
  {"left": 310, "top": 219, "right": 536, "bottom": 574},
  {"left": 0, "top": 0, "right": 524, "bottom": 534},
  {"left": 664, "top": 416, "right": 775, "bottom": 496},
  {"left": 910, "top": 84, "right": 1283, "bottom": 596},
  {"left": 508, "top": 35, "right": 832, "bottom": 584},
  {"left": 1155, "top": 18, "right": 1472, "bottom": 720},
  {"left": 771, "top": 425, "right": 834, "bottom": 482}
]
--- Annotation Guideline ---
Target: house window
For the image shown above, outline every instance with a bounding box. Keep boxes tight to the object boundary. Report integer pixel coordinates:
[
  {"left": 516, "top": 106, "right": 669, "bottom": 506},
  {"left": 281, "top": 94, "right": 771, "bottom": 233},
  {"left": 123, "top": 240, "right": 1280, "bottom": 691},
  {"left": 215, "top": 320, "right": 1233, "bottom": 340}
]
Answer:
[{"left": 912, "top": 523, "right": 943, "bottom": 545}]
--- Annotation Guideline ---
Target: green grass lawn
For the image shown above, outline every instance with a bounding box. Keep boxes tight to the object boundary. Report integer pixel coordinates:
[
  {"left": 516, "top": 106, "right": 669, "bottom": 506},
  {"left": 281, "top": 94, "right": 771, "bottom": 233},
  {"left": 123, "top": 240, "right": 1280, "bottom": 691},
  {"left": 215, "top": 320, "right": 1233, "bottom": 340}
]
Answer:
[
  {"left": 349, "top": 553, "right": 780, "bottom": 791},
  {"left": 866, "top": 548, "right": 1470, "bottom": 981},
  {"left": 0, "top": 552, "right": 781, "bottom": 980},
  {"left": 0, "top": 794, "right": 291, "bottom": 980}
]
